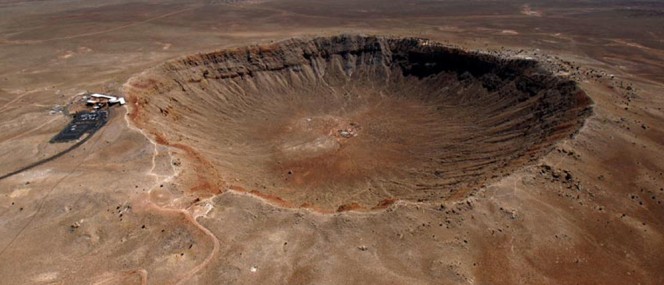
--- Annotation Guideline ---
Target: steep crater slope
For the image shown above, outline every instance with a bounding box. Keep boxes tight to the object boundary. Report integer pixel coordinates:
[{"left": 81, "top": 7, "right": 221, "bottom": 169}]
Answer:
[{"left": 126, "top": 35, "right": 592, "bottom": 211}]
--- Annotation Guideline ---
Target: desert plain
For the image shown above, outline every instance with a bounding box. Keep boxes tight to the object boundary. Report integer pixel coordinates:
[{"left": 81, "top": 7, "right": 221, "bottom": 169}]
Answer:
[{"left": 0, "top": 0, "right": 663, "bottom": 284}]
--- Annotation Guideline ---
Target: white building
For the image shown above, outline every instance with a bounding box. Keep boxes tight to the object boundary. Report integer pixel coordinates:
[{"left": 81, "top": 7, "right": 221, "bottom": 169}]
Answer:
[{"left": 86, "top": 93, "right": 126, "bottom": 105}]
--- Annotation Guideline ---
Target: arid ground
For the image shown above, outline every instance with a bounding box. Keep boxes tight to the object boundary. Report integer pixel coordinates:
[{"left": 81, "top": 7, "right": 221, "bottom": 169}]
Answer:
[{"left": 1, "top": 1, "right": 663, "bottom": 284}]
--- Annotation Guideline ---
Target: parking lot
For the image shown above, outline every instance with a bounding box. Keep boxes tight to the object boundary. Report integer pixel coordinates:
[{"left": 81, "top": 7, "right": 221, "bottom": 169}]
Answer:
[{"left": 50, "top": 110, "right": 108, "bottom": 143}]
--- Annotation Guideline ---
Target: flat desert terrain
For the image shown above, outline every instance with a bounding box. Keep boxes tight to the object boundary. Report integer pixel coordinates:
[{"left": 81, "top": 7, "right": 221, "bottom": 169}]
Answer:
[{"left": 0, "top": 0, "right": 663, "bottom": 284}]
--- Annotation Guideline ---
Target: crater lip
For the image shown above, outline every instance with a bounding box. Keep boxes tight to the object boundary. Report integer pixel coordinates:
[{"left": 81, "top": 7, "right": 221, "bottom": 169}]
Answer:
[{"left": 126, "top": 34, "right": 593, "bottom": 212}]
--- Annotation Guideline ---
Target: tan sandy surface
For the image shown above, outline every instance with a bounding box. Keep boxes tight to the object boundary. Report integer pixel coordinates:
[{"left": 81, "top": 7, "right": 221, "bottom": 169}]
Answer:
[{"left": 0, "top": 1, "right": 663, "bottom": 284}]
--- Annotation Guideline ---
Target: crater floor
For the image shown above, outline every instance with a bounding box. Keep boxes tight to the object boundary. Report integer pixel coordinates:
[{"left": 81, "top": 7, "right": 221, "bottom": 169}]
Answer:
[{"left": 127, "top": 35, "right": 592, "bottom": 211}]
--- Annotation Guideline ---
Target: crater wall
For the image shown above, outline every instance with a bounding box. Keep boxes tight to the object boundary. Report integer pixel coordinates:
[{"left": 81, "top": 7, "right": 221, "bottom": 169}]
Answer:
[{"left": 126, "top": 35, "right": 592, "bottom": 211}]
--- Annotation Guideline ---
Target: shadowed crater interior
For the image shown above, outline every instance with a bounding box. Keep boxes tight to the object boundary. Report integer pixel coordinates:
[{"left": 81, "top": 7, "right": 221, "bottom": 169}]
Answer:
[{"left": 127, "top": 35, "right": 592, "bottom": 211}]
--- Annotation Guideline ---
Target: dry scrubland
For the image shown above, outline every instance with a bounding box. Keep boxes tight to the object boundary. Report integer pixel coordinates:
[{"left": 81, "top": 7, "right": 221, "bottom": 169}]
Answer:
[{"left": 0, "top": 0, "right": 663, "bottom": 284}]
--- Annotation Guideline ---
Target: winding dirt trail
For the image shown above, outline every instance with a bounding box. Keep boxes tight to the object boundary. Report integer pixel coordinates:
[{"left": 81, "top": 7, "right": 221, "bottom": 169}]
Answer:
[
  {"left": 123, "top": 107, "right": 221, "bottom": 285},
  {"left": 132, "top": 199, "right": 220, "bottom": 285}
]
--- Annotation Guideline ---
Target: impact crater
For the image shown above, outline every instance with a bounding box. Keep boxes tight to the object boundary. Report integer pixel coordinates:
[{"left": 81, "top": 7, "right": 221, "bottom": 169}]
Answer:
[{"left": 126, "top": 35, "right": 592, "bottom": 211}]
